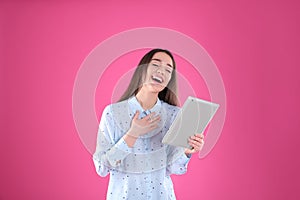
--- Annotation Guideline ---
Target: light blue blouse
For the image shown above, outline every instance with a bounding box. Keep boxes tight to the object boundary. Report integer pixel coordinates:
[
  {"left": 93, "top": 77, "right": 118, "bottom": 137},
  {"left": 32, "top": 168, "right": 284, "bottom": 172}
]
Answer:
[{"left": 93, "top": 96, "right": 191, "bottom": 200}]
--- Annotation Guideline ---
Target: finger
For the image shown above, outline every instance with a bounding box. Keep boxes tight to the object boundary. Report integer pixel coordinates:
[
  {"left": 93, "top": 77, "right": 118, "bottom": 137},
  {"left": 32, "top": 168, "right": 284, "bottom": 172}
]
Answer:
[
  {"left": 150, "top": 117, "right": 161, "bottom": 126},
  {"left": 190, "top": 139, "right": 204, "bottom": 152},
  {"left": 190, "top": 137, "right": 204, "bottom": 145},
  {"left": 186, "top": 147, "right": 196, "bottom": 154},
  {"left": 146, "top": 124, "right": 159, "bottom": 132},
  {"left": 149, "top": 115, "right": 160, "bottom": 123},
  {"left": 185, "top": 149, "right": 194, "bottom": 154},
  {"left": 194, "top": 133, "right": 204, "bottom": 139},
  {"left": 133, "top": 110, "right": 140, "bottom": 119},
  {"left": 189, "top": 139, "right": 201, "bottom": 147},
  {"left": 190, "top": 135, "right": 199, "bottom": 142},
  {"left": 148, "top": 111, "right": 156, "bottom": 117},
  {"left": 190, "top": 135, "right": 204, "bottom": 142},
  {"left": 191, "top": 135, "right": 204, "bottom": 143},
  {"left": 143, "top": 112, "right": 157, "bottom": 121},
  {"left": 189, "top": 138, "right": 201, "bottom": 148},
  {"left": 149, "top": 123, "right": 158, "bottom": 130},
  {"left": 188, "top": 143, "right": 200, "bottom": 152}
]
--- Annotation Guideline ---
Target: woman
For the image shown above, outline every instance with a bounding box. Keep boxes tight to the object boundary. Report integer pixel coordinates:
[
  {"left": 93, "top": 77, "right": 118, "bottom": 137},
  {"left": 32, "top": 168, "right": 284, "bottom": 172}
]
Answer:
[{"left": 93, "top": 49, "right": 204, "bottom": 199}]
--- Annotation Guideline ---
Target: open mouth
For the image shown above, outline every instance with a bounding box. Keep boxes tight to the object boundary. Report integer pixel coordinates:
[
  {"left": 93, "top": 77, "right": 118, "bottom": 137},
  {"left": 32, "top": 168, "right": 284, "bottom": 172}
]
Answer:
[{"left": 152, "top": 75, "right": 163, "bottom": 83}]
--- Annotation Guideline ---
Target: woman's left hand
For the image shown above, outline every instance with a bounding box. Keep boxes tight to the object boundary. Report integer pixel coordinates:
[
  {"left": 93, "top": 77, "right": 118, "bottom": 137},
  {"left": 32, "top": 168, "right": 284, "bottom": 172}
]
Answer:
[{"left": 185, "top": 133, "right": 205, "bottom": 155}]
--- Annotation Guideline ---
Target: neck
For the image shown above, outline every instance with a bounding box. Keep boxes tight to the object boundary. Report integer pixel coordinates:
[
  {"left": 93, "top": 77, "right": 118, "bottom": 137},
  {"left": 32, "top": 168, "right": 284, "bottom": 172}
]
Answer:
[{"left": 135, "top": 88, "right": 158, "bottom": 110}]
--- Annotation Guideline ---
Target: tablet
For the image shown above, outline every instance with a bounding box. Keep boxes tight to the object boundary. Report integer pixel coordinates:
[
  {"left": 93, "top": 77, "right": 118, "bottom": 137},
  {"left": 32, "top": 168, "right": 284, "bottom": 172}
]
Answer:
[{"left": 162, "top": 96, "right": 219, "bottom": 148}]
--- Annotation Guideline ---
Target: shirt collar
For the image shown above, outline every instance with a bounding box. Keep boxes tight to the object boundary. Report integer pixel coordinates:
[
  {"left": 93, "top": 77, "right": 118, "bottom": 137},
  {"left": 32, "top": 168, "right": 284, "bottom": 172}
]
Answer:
[{"left": 128, "top": 95, "right": 161, "bottom": 115}]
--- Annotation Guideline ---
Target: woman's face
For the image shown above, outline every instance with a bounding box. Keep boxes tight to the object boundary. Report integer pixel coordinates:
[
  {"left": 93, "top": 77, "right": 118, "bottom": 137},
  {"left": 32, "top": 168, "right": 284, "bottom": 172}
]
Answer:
[{"left": 143, "top": 52, "right": 174, "bottom": 93}]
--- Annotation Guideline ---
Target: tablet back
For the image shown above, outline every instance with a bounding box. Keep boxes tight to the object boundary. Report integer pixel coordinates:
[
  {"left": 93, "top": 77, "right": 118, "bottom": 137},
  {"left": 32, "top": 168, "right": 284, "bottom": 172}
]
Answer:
[{"left": 162, "top": 96, "right": 219, "bottom": 148}]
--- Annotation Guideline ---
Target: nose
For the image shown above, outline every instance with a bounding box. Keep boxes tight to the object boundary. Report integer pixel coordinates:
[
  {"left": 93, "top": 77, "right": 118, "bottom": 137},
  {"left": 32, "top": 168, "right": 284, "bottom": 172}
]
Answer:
[{"left": 156, "top": 66, "right": 164, "bottom": 75}]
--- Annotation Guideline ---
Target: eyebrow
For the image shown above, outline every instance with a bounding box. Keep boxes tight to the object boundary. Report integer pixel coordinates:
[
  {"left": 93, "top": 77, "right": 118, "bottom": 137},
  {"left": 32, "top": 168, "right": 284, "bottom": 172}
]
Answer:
[{"left": 151, "top": 58, "right": 173, "bottom": 68}]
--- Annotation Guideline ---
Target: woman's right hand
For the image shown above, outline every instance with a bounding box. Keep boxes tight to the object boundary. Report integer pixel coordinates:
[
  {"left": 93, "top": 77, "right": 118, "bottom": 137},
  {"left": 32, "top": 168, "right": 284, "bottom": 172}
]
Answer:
[{"left": 127, "top": 110, "right": 161, "bottom": 138}]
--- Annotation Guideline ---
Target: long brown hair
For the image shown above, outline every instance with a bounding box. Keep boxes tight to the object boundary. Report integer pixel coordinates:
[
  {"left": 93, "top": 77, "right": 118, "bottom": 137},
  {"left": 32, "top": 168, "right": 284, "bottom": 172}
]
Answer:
[{"left": 118, "top": 49, "right": 179, "bottom": 106}]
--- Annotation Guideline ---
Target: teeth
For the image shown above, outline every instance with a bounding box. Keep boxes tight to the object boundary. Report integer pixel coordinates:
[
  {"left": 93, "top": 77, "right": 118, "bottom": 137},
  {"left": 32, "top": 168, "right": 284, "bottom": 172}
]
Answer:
[{"left": 152, "top": 76, "right": 163, "bottom": 83}]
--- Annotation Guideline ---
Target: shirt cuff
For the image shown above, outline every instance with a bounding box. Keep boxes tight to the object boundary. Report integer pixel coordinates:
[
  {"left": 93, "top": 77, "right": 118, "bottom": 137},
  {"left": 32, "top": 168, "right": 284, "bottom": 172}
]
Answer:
[
  {"left": 182, "top": 153, "right": 191, "bottom": 165},
  {"left": 106, "top": 137, "right": 132, "bottom": 167}
]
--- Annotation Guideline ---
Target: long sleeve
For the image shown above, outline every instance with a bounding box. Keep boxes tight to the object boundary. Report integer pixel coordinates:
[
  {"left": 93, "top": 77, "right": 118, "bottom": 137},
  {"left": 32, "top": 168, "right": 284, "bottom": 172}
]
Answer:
[
  {"left": 166, "top": 145, "right": 191, "bottom": 176},
  {"left": 93, "top": 105, "right": 133, "bottom": 177}
]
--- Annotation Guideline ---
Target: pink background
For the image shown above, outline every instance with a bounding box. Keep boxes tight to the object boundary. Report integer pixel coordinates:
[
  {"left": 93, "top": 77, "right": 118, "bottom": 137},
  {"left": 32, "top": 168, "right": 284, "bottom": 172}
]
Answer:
[{"left": 1, "top": 0, "right": 300, "bottom": 199}]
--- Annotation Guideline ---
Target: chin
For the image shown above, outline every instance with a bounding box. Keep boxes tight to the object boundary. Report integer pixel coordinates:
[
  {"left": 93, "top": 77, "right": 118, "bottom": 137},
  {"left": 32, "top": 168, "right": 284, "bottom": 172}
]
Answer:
[{"left": 148, "top": 84, "right": 165, "bottom": 93}]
